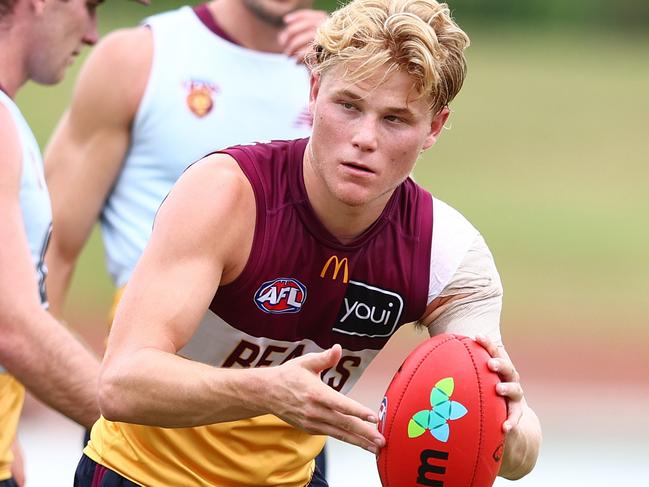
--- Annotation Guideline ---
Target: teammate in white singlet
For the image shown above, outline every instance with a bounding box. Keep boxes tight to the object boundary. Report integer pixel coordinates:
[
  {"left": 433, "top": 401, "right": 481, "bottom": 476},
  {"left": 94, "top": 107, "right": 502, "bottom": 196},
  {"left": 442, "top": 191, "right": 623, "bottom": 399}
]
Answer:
[
  {"left": 74, "top": 1, "right": 542, "bottom": 486},
  {"left": 0, "top": 1, "right": 147, "bottom": 485},
  {"left": 45, "top": 0, "right": 326, "bottom": 312}
]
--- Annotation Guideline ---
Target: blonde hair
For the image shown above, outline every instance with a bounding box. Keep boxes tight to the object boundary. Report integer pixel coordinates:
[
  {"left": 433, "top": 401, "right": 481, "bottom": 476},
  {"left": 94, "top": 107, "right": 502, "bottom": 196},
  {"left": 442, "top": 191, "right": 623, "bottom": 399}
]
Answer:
[{"left": 306, "top": 0, "right": 470, "bottom": 114}]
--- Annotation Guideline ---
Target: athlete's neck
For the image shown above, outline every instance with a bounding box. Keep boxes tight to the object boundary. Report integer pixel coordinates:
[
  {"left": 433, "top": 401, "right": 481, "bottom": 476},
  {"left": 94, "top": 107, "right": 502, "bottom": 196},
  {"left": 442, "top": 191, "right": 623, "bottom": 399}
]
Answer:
[
  {"left": 194, "top": 4, "right": 240, "bottom": 45},
  {"left": 206, "top": 0, "right": 284, "bottom": 53}
]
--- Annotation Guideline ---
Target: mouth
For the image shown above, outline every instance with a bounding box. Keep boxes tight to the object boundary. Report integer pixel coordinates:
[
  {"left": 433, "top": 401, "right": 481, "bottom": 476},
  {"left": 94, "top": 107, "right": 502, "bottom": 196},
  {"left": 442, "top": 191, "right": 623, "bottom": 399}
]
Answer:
[{"left": 341, "top": 162, "right": 375, "bottom": 175}]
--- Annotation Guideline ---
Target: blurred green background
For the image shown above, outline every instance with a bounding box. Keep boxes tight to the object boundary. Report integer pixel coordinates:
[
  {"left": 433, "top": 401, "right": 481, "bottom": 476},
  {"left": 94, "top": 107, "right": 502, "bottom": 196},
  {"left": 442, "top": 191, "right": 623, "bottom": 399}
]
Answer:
[{"left": 16, "top": 0, "right": 649, "bottom": 379}]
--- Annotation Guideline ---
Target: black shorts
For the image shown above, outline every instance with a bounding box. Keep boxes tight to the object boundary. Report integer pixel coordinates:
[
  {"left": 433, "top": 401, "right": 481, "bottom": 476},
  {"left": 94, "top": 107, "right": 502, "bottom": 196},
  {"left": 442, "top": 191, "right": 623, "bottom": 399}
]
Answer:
[
  {"left": 0, "top": 479, "right": 19, "bottom": 487},
  {"left": 74, "top": 455, "right": 139, "bottom": 487},
  {"left": 75, "top": 454, "right": 329, "bottom": 487}
]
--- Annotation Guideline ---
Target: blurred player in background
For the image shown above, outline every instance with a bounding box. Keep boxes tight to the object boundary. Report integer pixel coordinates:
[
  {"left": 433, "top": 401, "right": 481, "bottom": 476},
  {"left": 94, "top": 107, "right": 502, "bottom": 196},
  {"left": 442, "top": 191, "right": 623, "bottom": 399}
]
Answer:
[
  {"left": 45, "top": 0, "right": 329, "bottom": 474},
  {"left": 72, "top": 0, "right": 542, "bottom": 485},
  {"left": 45, "top": 0, "right": 329, "bottom": 473},
  {"left": 0, "top": 0, "right": 147, "bottom": 486}
]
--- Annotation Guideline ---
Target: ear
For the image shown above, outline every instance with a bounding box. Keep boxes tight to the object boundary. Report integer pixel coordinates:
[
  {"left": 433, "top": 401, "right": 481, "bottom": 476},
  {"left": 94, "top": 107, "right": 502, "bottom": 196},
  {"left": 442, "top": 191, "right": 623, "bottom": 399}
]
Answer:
[
  {"left": 308, "top": 72, "right": 321, "bottom": 117},
  {"left": 422, "top": 107, "right": 450, "bottom": 150}
]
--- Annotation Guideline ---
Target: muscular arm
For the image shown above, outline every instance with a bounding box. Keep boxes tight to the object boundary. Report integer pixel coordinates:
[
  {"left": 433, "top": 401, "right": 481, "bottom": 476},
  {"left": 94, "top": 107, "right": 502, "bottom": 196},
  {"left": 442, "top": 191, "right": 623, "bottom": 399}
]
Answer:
[
  {"left": 422, "top": 235, "right": 541, "bottom": 479},
  {"left": 99, "top": 155, "right": 384, "bottom": 452},
  {"left": 44, "top": 26, "right": 152, "bottom": 317},
  {"left": 0, "top": 108, "right": 99, "bottom": 429}
]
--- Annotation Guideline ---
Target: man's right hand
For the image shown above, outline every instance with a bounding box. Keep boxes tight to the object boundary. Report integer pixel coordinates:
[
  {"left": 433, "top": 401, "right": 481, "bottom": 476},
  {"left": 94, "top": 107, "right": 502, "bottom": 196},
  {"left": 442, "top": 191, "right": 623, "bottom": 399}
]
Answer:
[{"left": 262, "top": 345, "right": 385, "bottom": 453}]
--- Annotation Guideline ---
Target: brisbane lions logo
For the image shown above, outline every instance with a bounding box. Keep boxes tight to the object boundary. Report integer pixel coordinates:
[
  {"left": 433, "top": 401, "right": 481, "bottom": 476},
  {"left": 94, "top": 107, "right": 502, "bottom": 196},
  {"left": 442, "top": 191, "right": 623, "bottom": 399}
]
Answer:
[
  {"left": 254, "top": 278, "right": 307, "bottom": 314},
  {"left": 183, "top": 79, "right": 220, "bottom": 117}
]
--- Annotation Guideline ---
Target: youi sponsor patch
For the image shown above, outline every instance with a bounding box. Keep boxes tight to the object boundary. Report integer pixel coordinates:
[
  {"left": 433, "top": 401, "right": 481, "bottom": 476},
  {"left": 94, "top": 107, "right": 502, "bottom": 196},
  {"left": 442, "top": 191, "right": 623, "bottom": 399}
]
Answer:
[{"left": 333, "top": 280, "right": 403, "bottom": 337}]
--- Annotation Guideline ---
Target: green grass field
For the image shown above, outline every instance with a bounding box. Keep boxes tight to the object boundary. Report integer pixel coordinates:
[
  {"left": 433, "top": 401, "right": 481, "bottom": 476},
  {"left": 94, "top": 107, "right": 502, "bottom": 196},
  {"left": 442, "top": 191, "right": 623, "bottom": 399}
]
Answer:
[
  {"left": 15, "top": 6, "right": 649, "bottom": 349},
  {"left": 421, "top": 27, "right": 649, "bottom": 336}
]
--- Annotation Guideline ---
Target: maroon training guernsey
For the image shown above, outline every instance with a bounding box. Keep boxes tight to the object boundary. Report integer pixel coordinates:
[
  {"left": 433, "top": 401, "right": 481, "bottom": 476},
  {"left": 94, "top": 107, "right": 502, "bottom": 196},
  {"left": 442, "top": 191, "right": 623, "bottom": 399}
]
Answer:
[{"left": 180, "top": 138, "right": 433, "bottom": 394}]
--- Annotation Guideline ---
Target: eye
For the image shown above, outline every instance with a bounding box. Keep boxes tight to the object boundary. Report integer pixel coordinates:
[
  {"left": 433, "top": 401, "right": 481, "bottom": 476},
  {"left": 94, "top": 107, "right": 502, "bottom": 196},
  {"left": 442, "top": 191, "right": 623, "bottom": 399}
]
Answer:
[
  {"left": 341, "top": 102, "right": 356, "bottom": 110},
  {"left": 384, "top": 115, "right": 403, "bottom": 123}
]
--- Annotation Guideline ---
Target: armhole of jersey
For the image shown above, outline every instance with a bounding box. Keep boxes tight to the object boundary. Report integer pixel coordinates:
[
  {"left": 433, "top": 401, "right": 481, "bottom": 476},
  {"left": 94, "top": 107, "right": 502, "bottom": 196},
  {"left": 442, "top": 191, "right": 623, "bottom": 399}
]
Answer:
[
  {"left": 131, "top": 26, "right": 155, "bottom": 133},
  {"left": 413, "top": 189, "right": 434, "bottom": 317},
  {"left": 427, "top": 198, "right": 479, "bottom": 302},
  {"left": 132, "top": 7, "right": 193, "bottom": 133},
  {"left": 217, "top": 148, "right": 268, "bottom": 291}
]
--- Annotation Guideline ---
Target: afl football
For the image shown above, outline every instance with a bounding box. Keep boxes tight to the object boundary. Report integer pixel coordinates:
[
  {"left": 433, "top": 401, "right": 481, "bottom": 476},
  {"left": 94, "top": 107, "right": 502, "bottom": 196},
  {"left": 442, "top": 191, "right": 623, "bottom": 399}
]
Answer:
[{"left": 376, "top": 334, "right": 507, "bottom": 487}]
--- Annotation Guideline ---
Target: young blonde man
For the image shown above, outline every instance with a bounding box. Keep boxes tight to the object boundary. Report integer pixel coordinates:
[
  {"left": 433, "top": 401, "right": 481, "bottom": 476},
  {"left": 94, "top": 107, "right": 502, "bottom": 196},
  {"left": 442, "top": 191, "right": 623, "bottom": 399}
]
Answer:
[{"left": 78, "top": 0, "right": 542, "bottom": 485}]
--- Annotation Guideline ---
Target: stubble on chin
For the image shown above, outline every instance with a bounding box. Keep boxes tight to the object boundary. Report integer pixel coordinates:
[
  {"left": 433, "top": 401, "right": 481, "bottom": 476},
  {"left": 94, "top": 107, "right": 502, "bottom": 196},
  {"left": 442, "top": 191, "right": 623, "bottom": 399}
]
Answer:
[{"left": 242, "top": 0, "right": 287, "bottom": 27}]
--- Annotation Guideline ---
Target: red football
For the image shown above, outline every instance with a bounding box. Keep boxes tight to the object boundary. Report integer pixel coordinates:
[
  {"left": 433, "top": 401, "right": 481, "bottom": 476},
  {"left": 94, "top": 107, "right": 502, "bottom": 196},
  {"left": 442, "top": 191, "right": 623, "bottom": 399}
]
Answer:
[{"left": 376, "top": 334, "right": 506, "bottom": 487}]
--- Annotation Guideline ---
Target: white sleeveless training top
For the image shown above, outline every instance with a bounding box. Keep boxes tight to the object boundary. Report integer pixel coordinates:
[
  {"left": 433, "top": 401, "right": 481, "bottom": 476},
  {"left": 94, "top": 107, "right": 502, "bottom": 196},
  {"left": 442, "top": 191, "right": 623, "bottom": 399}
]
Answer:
[{"left": 100, "top": 6, "right": 313, "bottom": 286}]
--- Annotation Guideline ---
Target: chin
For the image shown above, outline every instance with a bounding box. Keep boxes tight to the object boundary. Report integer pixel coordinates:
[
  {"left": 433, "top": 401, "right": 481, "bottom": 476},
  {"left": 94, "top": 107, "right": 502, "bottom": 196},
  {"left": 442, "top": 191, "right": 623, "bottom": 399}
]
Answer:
[
  {"left": 243, "top": 0, "right": 287, "bottom": 27},
  {"left": 335, "top": 189, "right": 376, "bottom": 208},
  {"left": 32, "top": 67, "right": 67, "bottom": 86},
  {"left": 335, "top": 179, "right": 397, "bottom": 208},
  {"left": 338, "top": 197, "right": 367, "bottom": 208}
]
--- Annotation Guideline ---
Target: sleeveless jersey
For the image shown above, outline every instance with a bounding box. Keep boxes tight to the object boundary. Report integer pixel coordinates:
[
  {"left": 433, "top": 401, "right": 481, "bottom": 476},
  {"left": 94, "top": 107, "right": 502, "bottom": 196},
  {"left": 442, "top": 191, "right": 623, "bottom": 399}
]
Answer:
[
  {"left": 100, "top": 5, "right": 312, "bottom": 287},
  {"left": 0, "top": 90, "right": 51, "bottom": 480},
  {"left": 86, "top": 139, "right": 436, "bottom": 486}
]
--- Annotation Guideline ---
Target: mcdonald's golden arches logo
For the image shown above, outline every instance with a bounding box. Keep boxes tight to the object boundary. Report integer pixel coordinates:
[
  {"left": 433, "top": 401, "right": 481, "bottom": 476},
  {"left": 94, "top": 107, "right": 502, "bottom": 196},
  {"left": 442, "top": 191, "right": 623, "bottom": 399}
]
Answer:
[{"left": 320, "top": 255, "right": 349, "bottom": 283}]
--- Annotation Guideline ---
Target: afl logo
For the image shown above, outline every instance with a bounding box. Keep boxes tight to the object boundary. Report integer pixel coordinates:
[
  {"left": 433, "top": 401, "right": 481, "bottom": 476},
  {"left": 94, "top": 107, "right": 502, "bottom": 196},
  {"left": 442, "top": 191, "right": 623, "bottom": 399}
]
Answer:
[{"left": 254, "top": 278, "right": 307, "bottom": 314}]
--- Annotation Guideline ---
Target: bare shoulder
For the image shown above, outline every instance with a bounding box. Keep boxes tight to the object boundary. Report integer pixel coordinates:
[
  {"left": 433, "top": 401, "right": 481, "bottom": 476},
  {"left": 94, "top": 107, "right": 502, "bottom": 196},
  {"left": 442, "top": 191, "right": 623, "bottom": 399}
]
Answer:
[
  {"left": 154, "top": 154, "right": 256, "bottom": 277},
  {"left": 70, "top": 26, "right": 153, "bottom": 124},
  {"left": 0, "top": 105, "right": 22, "bottom": 187},
  {"left": 88, "top": 26, "right": 153, "bottom": 79},
  {"left": 160, "top": 154, "right": 254, "bottom": 228},
  {"left": 172, "top": 153, "right": 252, "bottom": 200}
]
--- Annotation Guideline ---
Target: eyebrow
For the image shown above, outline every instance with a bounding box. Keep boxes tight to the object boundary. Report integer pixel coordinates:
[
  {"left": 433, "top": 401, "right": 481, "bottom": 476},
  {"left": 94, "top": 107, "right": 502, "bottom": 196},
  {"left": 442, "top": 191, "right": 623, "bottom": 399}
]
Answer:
[
  {"left": 337, "top": 89, "right": 416, "bottom": 116},
  {"left": 337, "top": 89, "right": 364, "bottom": 101}
]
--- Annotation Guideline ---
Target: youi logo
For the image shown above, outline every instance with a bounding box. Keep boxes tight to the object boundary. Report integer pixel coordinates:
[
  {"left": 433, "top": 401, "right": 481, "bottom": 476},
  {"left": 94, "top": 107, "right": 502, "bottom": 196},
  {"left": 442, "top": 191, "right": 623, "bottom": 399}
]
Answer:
[
  {"left": 254, "top": 278, "right": 307, "bottom": 314},
  {"left": 407, "top": 377, "right": 468, "bottom": 443},
  {"left": 332, "top": 281, "right": 403, "bottom": 338}
]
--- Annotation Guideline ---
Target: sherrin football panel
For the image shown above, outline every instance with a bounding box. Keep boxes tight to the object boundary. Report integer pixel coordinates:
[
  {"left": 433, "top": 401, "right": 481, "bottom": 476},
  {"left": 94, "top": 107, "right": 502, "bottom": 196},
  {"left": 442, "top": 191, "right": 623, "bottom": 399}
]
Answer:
[{"left": 377, "top": 334, "right": 506, "bottom": 487}]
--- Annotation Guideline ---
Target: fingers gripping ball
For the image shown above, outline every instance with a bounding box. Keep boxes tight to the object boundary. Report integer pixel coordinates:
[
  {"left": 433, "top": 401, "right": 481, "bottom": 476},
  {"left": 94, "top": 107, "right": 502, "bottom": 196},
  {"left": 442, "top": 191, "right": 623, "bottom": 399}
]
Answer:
[{"left": 376, "top": 334, "right": 506, "bottom": 487}]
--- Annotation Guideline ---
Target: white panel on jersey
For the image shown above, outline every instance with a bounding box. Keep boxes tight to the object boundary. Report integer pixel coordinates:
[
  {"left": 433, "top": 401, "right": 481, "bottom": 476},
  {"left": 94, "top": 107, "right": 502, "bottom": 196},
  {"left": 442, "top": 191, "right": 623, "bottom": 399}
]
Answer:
[{"left": 179, "top": 309, "right": 380, "bottom": 395}]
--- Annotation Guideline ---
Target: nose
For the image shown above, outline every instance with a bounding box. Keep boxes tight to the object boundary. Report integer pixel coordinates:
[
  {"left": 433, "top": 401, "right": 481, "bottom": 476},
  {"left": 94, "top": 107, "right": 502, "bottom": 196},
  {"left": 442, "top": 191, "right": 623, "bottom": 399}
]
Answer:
[
  {"left": 82, "top": 15, "right": 99, "bottom": 46},
  {"left": 351, "top": 115, "right": 379, "bottom": 152}
]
